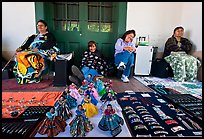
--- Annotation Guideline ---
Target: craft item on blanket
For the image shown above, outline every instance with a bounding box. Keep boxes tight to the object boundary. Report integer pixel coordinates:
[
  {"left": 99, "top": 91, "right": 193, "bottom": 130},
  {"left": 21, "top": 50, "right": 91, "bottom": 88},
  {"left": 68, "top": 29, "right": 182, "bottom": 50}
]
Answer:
[
  {"left": 98, "top": 104, "right": 124, "bottom": 137},
  {"left": 69, "top": 83, "right": 81, "bottom": 99},
  {"left": 13, "top": 40, "right": 60, "bottom": 84},
  {"left": 78, "top": 80, "right": 89, "bottom": 95},
  {"left": 95, "top": 78, "right": 104, "bottom": 94},
  {"left": 87, "top": 74, "right": 93, "bottom": 83},
  {"left": 69, "top": 105, "right": 94, "bottom": 137},
  {"left": 81, "top": 94, "right": 98, "bottom": 118},
  {"left": 37, "top": 107, "right": 67, "bottom": 137},
  {"left": 54, "top": 96, "right": 73, "bottom": 121},
  {"left": 62, "top": 87, "right": 77, "bottom": 109},
  {"left": 99, "top": 85, "right": 117, "bottom": 98},
  {"left": 100, "top": 92, "right": 122, "bottom": 112},
  {"left": 84, "top": 86, "right": 98, "bottom": 106},
  {"left": 88, "top": 83, "right": 99, "bottom": 98}
]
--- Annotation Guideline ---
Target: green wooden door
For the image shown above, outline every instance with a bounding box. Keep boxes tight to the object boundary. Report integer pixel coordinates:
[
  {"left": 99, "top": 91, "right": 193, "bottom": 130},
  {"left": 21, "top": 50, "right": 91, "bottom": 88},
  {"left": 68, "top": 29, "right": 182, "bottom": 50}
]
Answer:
[{"left": 35, "top": 2, "right": 127, "bottom": 67}]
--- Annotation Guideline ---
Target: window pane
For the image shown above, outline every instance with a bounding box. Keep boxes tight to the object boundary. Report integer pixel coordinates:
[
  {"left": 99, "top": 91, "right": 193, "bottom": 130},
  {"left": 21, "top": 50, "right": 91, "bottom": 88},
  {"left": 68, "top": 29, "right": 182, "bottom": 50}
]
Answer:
[
  {"left": 67, "top": 21, "right": 80, "bottom": 31},
  {"left": 54, "top": 3, "right": 66, "bottom": 20},
  {"left": 55, "top": 20, "right": 67, "bottom": 31},
  {"left": 88, "top": 6, "right": 99, "bottom": 21},
  {"left": 88, "top": 22, "right": 99, "bottom": 32},
  {"left": 101, "top": 23, "right": 111, "bottom": 32},
  {"left": 67, "top": 2, "right": 79, "bottom": 20},
  {"left": 101, "top": 7, "right": 112, "bottom": 23}
]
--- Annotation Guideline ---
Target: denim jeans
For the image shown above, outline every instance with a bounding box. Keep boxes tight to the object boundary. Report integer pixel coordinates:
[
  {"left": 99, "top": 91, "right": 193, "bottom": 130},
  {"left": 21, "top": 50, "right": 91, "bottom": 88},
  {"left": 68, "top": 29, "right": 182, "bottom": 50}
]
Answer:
[
  {"left": 81, "top": 66, "right": 101, "bottom": 80},
  {"left": 114, "top": 50, "right": 135, "bottom": 77}
]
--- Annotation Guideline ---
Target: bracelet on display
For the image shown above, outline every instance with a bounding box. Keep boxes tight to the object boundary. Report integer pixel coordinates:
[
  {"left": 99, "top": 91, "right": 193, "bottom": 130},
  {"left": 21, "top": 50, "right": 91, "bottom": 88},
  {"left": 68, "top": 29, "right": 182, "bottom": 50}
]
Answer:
[
  {"left": 124, "top": 106, "right": 133, "bottom": 111},
  {"left": 139, "top": 111, "right": 150, "bottom": 115},
  {"left": 132, "top": 101, "right": 141, "bottom": 104},
  {"left": 125, "top": 110, "right": 136, "bottom": 114},
  {"left": 131, "top": 118, "right": 143, "bottom": 124},
  {"left": 141, "top": 114, "right": 153, "bottom": 118},
  {"left": 137, "top": 108, "right": 147, "bottom": 112},
  {"left": 160, "top": 115, "right": 173, "bottom": 120},
  {"left": 150, "top": 125, "right": 164, "bottom": 130},
  {"left": 119, "top": 97, "right": 128, "bottom": 101},
  {"left": 130, "top": 97, "right": 137, "bottom": 100},
  {"left": 134, "top": 124, "right": 148, "bottom": 130},
  {"left": 128, "top": 114, "right": 140, "bottom": 119},
  {"left": 154, "top": 130, "right": 168, "bottom": 135},
  {"left": 165, "top": 120, "right": 178, "bottom": 125},
  {"left": 144, "top": 119, "right": 157, "bottom": 123},
  {"left": 175, "top": 109, "right": 186, "bottom": 116},
  {"left": 148, "top": 121, "right": 160, "bottom": 126},
  {"left": 135, "top": 106, "right": 145, "bottom": 109},
  {"left": 171, "top": 126, "right": 185, "bottom": 133},
  {"left": 167, "top": 104, "right": 175, "bottom": 110},
  {"left": 136, "top": 134, "right": 151, "bottom": 137}
]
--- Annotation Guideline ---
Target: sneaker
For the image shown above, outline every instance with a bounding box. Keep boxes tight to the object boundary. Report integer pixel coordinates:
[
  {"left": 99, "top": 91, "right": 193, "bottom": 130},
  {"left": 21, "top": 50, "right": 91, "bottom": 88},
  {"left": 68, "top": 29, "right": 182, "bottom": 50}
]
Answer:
[
  {"left": 121, "top": 74, "right": 129, "bottom": 83},
  {"left": 69, "top": 75, "right": 81, "bottom": 88},
  {"left": 117, "top": 62, "right": 126, "bottom": 71},
  {"left": 71, "top": 65, "right": 85, "bottom": 82}
]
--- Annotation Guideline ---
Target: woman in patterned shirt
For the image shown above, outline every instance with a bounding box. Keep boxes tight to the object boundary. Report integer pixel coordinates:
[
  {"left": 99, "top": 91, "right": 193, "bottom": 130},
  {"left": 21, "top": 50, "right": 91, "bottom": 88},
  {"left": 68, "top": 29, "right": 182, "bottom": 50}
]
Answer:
[{"left": 69, "top": 41, "right": 108, "bottom": 87}]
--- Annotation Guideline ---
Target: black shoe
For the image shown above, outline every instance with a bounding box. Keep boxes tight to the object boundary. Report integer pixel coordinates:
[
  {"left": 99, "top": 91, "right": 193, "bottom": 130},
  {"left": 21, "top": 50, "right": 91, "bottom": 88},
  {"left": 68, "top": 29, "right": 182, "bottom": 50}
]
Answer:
[
  {"left": 71, "top": 65, "right": 85, "bottom": 82},
  {"left": 69, "top": 75, "right": 81, "bottom": 88}
]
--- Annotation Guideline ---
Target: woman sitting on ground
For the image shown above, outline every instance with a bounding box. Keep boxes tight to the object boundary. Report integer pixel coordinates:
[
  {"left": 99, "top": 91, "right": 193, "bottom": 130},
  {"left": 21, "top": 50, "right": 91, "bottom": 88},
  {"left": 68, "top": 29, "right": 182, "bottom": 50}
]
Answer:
[
  {"left": 69, "top": 40, "right": 108, "bottom": 87},
  {"left": 114, "top": 30, "right": 137, "bottom": 83}
]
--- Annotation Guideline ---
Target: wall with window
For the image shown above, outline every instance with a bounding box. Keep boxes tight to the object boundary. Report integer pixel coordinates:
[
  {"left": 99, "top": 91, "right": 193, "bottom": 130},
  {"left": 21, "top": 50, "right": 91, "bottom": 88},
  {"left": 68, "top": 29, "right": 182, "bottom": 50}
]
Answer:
[{"left": 2, "top": 2, "right": 36, "bottom": 61}]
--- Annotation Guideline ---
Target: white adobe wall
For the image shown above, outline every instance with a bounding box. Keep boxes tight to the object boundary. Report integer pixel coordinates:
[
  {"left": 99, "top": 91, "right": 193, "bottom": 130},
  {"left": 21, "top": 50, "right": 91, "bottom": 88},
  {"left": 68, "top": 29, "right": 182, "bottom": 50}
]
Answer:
[
  {"left": 2, "top": 2, "right": 36, "bottom": 61},
  {"left": 126, "top": 2, "right": 202, "bottom": 52}
]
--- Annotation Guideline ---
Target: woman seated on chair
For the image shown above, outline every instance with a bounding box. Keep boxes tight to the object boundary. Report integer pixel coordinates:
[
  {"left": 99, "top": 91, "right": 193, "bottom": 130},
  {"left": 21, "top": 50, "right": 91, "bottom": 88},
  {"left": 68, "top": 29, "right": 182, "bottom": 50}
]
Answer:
[
  {"left": 114, "top": 30, "right": 137, "bottom": 83},
  {"left": 69, "top": 41, "right": 108, "bottom": 87},
  {"left": 14, "top": 19, "right": 60, "bottom": 84},
  {"left": 163, "top": 26, "right": 201, "bottom": 82}
]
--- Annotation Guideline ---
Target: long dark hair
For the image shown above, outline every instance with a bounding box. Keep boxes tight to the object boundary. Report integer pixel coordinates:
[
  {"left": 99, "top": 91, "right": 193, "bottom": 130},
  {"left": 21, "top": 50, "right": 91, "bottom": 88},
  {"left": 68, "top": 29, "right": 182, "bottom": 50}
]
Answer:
[
  {"left": 37, "top": 19, "right": 49, "bottom": 32},
  {"left": 121, "top": 30, "right": 136, "bottom": 41}
]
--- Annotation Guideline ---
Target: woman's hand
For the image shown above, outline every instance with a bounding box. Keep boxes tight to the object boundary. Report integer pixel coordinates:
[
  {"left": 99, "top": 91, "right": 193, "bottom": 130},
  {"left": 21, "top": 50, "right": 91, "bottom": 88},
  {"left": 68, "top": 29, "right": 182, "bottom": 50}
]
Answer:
[
  {"left": 124, "top": 46, "right": 136, "bottom": 53},
  {"left": 16, "top": 47, "right": 22, "bottom": 53},
  {"left": 32, "top": 48, "right": 39, "bottom": 52}
]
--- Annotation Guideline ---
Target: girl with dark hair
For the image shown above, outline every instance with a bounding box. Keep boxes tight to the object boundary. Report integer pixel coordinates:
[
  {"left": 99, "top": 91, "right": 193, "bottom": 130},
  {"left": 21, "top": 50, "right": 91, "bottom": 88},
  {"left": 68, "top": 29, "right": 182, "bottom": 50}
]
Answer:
[
  {"left": 14, "top": 19, "right": 59, "bottom": 84},
  {"left": 163, "top": 26, "right": 201, "bottom": 82},
  {"left": 69, "top": 40, "right": 108, "bottom": 87},
  {"left": 114, "top": 30, "right": 136, "bottom": 83},
  {"left": 69, "top": 104, "right": 94, "bottom": 137}
]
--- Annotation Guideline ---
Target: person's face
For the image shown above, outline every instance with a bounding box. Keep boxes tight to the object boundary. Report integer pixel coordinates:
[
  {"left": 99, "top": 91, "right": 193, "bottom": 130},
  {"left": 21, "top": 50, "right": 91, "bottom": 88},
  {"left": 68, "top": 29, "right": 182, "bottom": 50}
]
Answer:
[
  {"left": 125, "top": 33, "right": 135, "bottom": 43},
  {"left": 89, "top": 44, "right": 96, "bottom": 52},
  {"left": 65, "top": 88, "right": 68, "bottom": 92},
  {"left": 107, "top": 106, "right": 112, "bottom": 110},
  {"left": 78, "top": 106, "right": 82, "bottom": 110},
  {"left": 50, "top": 108, "right": 55, "bottom": 113},
  {"left": 174, "top": 29, "right": 184, "bottom": 37},
  {"left": 37, "top": 22, "right": 47, "bottom": 33},
  {"left": 60, "top": 96, "right": 64, "bottom": 101}
]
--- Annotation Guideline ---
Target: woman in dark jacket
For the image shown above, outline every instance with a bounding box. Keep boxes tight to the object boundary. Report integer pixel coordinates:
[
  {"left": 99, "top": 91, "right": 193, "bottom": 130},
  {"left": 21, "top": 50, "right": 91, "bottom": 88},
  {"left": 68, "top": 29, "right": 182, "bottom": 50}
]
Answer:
[
  {"left": 163, "top": 26, "right": 192, "bottom": 58},
  {"left": 163, "top": 26, "right": 201, "bottom": 82}
]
